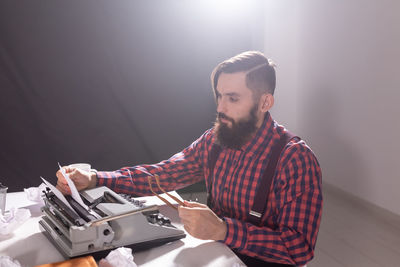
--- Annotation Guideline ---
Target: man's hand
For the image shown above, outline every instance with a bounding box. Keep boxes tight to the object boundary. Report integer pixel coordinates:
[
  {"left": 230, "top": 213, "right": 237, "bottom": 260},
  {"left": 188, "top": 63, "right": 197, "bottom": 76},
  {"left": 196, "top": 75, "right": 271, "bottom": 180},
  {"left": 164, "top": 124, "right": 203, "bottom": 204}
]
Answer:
[
  {"left": 178, "top": 201, "right": 227, "bottom": 241},
  {"left": 56, "top": 166, "right": 97, "bottom": 195}
]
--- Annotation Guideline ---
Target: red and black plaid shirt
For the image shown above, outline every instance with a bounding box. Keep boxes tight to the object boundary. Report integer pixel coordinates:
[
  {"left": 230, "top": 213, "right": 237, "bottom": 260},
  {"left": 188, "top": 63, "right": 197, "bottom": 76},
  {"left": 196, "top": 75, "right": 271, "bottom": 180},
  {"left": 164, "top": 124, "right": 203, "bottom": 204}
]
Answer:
[{"left": 96, "top": 113, "right": 323, "bottom": 266}]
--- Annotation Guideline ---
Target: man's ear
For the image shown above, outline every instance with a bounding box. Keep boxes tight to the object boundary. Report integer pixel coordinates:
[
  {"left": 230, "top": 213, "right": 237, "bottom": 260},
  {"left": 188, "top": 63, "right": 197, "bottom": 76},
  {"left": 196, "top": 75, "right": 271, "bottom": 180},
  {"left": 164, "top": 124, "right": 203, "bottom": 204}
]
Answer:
[{"left": 259, "top": 93, "right": 274, "bottom": 112}]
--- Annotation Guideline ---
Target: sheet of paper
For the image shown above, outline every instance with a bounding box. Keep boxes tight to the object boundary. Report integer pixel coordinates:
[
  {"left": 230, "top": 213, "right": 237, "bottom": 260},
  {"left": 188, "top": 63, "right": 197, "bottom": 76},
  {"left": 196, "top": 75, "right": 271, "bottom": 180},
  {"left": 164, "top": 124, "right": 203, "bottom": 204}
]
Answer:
[
  {"left": 40, "top": 177, "right": 76, "bottom": 213},
  {"left": 58, "top": 163, "right": 89, "bottom": 210}
]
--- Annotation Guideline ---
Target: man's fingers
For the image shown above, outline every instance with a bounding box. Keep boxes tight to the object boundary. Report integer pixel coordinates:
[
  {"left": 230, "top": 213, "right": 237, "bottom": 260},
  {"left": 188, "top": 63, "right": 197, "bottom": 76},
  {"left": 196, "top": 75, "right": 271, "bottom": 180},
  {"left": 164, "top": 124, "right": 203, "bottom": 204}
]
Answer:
[
  {"left": 178, "top": 205, "right": 198, "bottom": 218},
  {"left": 59, "top": 168, "right": 81, "bottom": 183},
  {"left": 62, "top": 166, "right": 75, "bottom": 173},
  {"left": 183, "top": 200, "right": 207, "bottom": 208},
  {"left": 180, "top": 217, "right": 191, "bottom": 227},
  {"left": 55, "top": 170, "right": 66, "bottom": 182},
  {"left": 56, "top": 183, "right": 71, "bottom": 195},
  {"left": 178, "top": 206, "right": 203, "bottom": 230}
]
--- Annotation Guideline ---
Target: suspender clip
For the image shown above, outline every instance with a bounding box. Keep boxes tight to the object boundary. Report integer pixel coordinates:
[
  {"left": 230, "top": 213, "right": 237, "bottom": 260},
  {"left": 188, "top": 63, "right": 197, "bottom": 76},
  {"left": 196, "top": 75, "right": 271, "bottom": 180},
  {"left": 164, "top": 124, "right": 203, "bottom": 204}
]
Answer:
[{"left": 249, "top": 210, "right": 262, "bottom": 218}]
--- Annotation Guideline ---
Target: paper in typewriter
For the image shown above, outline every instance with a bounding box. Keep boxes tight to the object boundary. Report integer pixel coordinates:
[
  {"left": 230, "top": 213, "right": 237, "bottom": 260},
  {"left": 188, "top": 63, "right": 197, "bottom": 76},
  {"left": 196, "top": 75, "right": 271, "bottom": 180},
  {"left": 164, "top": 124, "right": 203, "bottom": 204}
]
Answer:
[
  {"left": 40, "top": 176, "right": 76, "bottom": 212},
  {"left": 58, "top": 163, "right": 89, "bottom": 210}
]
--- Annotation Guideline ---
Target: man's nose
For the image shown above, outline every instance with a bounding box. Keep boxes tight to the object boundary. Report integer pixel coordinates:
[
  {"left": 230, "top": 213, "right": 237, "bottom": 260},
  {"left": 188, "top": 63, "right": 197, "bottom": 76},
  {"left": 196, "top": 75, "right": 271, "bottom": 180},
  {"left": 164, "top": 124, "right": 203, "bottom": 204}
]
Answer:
[{"left": 216, "top": 99, "right": 226, "bottom": 113}]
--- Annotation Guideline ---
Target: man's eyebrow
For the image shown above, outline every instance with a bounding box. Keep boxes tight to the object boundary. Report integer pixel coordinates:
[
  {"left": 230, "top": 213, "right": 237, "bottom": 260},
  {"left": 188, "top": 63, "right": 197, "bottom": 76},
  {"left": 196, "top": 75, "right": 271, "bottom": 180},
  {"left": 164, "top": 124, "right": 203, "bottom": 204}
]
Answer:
[
  {"left": 215, "top": 90, "right": 241, "bottom": 101},
  {"left": 216, "top": 90, "right": 240, "bottom": 97},
  {"left": 225, "top": 92, "right": 240, "bottom": 97}
]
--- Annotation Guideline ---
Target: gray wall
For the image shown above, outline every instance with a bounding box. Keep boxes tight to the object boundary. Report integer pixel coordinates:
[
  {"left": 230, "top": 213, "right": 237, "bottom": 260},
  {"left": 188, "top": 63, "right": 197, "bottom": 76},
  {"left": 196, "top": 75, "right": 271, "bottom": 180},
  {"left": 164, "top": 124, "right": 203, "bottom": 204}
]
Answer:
[
  {"left": 264, "top": 0, "right": 400, "bottom": 215},
  {"left": 0, "top": 0, "right": 265, "bottom": 191}
]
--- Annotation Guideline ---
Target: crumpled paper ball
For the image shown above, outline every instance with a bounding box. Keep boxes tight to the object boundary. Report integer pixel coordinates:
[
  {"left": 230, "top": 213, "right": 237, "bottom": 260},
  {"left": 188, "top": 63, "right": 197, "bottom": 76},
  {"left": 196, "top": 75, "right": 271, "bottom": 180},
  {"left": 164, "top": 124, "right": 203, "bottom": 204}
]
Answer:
[
  {"left": 24, "top": 183, "right": 47, "bottom": 204},
  {"left": 99, "top": 247, "right": 137, "bottom": 267},
  {"left": 0, "top": 255, "right": 21, "bottom": 267},
  {"left": 0, "top": 207, "right": 31, "bottom": 236}
]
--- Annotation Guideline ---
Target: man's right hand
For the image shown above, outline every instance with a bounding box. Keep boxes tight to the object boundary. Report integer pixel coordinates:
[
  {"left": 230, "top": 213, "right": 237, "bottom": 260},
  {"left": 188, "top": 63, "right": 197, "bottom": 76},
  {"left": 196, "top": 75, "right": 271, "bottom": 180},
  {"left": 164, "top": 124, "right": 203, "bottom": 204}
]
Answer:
[{"left": 56, "top": 166, "right": 97, "bottom": 195}]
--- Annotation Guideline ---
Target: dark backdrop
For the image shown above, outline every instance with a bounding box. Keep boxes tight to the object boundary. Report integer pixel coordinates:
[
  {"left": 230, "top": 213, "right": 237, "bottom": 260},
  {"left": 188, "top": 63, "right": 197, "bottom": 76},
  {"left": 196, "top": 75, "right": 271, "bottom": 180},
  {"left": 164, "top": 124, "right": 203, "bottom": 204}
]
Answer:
[{"left": 0, "top": 0, "right": 264, "bottom": 192}]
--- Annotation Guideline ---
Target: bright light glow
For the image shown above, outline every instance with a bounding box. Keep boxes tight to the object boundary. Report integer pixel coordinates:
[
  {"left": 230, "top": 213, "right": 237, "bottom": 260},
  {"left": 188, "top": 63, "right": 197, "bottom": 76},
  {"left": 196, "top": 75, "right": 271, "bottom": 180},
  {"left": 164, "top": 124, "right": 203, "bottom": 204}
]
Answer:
[
  {"left": 211, "top": 0, "right": 248, "bottom": 13},
  {"left": 194, "top": 0, "right": 253, "bottom": 19}
]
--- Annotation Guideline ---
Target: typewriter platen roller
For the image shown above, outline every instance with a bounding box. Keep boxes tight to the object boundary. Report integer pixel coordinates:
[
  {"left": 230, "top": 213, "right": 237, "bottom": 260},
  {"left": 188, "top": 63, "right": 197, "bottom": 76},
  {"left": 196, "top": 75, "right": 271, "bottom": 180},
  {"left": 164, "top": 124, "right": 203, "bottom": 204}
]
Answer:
[{"left": 39, "top": 186, "right": 186, "bottom": 259}]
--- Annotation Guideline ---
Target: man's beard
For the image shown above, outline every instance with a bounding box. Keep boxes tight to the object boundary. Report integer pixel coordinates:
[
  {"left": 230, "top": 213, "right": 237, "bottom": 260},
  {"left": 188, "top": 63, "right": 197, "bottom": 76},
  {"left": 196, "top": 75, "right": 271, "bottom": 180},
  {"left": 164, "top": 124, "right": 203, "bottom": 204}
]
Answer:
[{"left": 214, "top": 105, "right": 259, "bottom": 150}]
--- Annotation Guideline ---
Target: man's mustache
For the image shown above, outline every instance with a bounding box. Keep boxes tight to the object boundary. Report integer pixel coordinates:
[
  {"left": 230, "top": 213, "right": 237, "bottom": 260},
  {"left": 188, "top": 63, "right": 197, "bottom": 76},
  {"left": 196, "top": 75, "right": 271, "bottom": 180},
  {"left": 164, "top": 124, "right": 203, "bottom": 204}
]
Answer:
[{"left": 217, "top": 113, "right": 234, "bottom": 124}]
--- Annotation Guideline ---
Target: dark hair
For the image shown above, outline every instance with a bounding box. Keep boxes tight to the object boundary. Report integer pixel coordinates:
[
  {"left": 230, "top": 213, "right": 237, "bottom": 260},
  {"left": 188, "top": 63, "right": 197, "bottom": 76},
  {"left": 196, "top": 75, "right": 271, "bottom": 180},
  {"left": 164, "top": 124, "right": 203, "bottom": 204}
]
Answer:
[{"left": 211, "top": 51, "right": 276, "bottom": 99}]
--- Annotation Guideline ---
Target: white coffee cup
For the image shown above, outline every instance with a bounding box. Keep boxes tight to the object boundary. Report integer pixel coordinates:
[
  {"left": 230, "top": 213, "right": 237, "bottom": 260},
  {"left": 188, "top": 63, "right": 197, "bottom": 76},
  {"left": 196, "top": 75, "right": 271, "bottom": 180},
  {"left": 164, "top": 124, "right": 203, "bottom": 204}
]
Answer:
[{"left": 69, "top": 163, "right": 91, "bottom": 173}]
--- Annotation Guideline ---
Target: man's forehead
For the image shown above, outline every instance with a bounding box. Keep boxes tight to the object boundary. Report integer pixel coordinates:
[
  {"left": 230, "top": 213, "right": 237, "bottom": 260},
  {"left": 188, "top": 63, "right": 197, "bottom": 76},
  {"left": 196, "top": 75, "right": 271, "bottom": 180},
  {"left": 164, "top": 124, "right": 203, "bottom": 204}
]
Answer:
[{"left": 217, "top": 72, "right": 251, "bottom": 95}]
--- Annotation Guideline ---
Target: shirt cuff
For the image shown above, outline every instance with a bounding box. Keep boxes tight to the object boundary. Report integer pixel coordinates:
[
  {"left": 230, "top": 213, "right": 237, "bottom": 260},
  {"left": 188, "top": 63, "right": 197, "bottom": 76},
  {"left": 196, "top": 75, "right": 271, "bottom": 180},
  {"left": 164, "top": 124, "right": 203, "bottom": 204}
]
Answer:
[
  {"left": 222, "top": 217, "right": 247, "bottom": 251},
  {"left": 96, "top": 171, "right": 122, "bottom": 189}
]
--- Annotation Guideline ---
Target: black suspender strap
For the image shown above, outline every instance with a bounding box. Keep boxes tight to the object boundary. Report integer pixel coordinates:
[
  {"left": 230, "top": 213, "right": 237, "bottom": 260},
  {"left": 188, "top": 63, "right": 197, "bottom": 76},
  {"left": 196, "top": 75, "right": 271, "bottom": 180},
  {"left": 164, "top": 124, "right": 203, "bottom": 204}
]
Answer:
[
  {"left": 248, "top": 132, "right": 296, "bottom": 226},
  {"left": 207, "top": 132, "right": 297, "bottom": 226}
]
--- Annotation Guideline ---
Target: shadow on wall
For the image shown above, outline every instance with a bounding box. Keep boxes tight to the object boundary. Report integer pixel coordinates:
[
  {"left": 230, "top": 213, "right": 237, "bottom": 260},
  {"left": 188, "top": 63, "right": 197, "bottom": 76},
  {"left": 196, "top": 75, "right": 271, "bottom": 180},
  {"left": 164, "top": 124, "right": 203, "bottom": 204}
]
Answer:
[
  {"left": 0, "top": 1, "right": 260, "bottom": 192},
  {"left": 301, "top": 85, "right": 368, "bottom": 195}
]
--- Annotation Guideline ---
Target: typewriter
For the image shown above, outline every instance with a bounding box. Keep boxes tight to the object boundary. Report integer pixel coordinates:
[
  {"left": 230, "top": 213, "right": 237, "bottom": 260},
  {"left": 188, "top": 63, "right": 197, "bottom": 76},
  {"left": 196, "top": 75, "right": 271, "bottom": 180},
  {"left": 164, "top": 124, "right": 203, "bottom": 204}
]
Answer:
[{"left": 39, "top": 186, "right": 186, "bottom": 259}]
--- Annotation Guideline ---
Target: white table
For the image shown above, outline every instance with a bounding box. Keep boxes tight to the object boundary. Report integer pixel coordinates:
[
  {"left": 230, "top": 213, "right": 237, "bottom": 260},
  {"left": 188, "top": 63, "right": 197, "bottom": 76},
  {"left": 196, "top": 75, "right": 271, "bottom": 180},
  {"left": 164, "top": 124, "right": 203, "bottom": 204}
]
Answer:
[{"left": 0, "top": 191, "right": 245, "bottom": 267}]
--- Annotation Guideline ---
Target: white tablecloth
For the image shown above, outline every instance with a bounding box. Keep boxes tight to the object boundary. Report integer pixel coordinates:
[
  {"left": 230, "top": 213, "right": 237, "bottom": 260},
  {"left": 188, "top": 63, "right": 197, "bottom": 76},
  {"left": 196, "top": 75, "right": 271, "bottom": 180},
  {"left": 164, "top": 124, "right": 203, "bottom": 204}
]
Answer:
[{"left": 0, "top": 191, "right": 245, "bottom": 267}]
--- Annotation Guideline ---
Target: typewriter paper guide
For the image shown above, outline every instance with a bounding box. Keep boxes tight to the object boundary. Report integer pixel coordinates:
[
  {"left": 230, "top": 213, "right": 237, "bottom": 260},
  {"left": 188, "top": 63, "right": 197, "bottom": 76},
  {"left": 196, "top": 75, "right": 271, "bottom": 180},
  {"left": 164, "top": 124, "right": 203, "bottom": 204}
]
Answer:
[{"left": 40, "top": 177, "right": 76, "bottom": 213}]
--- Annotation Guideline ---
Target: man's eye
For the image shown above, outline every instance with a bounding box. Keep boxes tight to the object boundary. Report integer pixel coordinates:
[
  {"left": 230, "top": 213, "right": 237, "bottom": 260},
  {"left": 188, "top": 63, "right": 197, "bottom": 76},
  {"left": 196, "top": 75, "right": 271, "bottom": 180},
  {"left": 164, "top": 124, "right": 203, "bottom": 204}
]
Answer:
[{"left": 229, "top": 97, "right": 239, "bottom": 102}]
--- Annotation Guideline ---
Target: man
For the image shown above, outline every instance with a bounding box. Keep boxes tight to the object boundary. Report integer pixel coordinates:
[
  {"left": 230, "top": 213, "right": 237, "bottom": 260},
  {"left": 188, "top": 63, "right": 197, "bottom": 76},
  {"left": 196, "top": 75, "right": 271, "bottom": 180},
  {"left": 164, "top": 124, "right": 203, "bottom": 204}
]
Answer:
[{"left": 57, "top": 51, "right": 322, "bottom": 266}]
